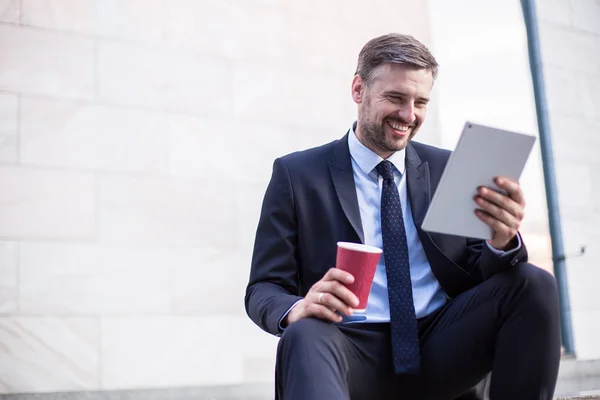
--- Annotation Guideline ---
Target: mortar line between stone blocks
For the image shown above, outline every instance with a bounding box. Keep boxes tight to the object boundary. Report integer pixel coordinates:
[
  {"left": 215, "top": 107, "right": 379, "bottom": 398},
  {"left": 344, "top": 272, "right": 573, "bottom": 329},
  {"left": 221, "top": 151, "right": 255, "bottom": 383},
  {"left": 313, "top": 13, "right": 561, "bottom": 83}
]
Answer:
[
  {"left": 3, "top": 21, "right": 237, "bottom": 65},
  {"left": 13, "top": 90, "right": 240, "bottom": 123}
]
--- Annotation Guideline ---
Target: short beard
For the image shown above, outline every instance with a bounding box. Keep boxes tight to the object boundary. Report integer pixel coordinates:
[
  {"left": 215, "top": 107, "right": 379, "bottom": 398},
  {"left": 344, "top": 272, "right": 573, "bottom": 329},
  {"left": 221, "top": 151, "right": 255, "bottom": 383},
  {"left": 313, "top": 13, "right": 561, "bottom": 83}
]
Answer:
[{"left": 358, "top": 97, "right": 406, "bottom": 155}]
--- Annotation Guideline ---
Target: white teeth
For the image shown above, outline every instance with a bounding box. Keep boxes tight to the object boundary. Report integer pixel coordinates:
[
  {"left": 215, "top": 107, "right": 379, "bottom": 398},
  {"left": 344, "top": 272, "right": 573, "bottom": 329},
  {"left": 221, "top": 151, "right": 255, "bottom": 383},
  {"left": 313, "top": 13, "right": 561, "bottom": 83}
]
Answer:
[{"left": 388, "top": 121, "right": 409, "bottom": 132}]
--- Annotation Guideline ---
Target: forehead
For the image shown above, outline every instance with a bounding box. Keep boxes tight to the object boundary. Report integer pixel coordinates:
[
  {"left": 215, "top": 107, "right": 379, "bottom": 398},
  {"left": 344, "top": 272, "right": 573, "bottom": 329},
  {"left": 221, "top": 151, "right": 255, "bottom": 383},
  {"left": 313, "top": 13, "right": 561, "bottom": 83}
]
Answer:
[{"left": 370, "top": 63, "right": 434, "bottom": 96}]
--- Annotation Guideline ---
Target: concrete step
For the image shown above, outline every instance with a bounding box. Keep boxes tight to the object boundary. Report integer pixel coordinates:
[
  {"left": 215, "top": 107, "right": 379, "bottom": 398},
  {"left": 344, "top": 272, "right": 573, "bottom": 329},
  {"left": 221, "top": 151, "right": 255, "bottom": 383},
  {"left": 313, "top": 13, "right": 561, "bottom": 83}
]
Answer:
[
  {"left": 556, "top": 396, "right": 600, "bottom": 400},
  {"left": 1, "top": 387, "right": 599, "bottom": 400},
  {"left": 555, "top": 391, "right": 600, "bottom": 400},
  {"left": 1, "top": 359, "right": 598, "bottom": 400}
]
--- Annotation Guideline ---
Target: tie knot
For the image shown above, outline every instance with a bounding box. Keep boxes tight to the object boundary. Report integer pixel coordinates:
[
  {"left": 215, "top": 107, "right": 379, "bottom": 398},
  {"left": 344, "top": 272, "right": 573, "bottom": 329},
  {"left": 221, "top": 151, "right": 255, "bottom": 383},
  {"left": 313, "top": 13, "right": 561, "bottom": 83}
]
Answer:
[{"left": 376, "top": 160, "right": 395, "bottom": 181}]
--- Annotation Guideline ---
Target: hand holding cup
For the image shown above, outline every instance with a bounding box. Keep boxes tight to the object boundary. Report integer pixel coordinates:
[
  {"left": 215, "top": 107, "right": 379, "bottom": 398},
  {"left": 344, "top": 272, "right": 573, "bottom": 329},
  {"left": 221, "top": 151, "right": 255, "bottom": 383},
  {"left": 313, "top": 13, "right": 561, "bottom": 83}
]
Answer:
[
  {"left": 284, "top": 242, "right": 382, "bottom": 326},
  {"left": 284, "top": 267, "right": 359, "bottom": 325}
]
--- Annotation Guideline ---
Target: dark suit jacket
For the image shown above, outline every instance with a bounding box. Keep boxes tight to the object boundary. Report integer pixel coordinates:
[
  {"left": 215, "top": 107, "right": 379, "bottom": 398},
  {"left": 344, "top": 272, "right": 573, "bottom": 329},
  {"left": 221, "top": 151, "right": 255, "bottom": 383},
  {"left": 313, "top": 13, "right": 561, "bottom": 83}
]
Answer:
[{"left": 245, "top": 132, "right": 527, "bottom": 336}]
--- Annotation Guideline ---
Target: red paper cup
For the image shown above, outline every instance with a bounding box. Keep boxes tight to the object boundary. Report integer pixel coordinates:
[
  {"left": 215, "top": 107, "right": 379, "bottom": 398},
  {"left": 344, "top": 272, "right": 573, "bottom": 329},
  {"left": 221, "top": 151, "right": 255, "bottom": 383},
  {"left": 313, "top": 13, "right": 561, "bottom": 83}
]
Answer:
[{"left": 335, "top": 242, "right": 382, "bottom": 312}]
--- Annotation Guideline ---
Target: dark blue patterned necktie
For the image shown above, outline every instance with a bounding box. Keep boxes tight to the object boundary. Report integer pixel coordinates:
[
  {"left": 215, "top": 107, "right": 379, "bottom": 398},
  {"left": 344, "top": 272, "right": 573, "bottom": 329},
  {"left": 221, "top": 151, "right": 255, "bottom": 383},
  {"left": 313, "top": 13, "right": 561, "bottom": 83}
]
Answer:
[{"left": 376, "top": 160, "right": 420, "bottom": 374}]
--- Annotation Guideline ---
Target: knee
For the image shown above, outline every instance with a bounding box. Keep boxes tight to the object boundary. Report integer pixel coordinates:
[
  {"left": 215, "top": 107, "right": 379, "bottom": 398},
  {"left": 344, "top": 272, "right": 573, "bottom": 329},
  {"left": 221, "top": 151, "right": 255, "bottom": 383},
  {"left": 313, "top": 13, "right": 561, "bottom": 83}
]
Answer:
[
  {"left": 278, "top": 317, "right": 335, "bottom": 349},
  {"left": 508, "top": 262, "right": 559, "bottom": 317},
  {"left": 511, "top": 262, "right": 557, "bottom": 294},
  {"left": 277, "top": 318, "right": 342, "bottom": 371}
]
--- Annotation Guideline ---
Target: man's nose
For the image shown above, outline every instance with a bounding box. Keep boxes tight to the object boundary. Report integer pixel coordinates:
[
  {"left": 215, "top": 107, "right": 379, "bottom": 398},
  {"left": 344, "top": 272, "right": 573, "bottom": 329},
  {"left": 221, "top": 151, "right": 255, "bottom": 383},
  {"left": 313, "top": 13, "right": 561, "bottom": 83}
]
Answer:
[{"left": 398, "top": 103, "right": 416, "bottom": 125}]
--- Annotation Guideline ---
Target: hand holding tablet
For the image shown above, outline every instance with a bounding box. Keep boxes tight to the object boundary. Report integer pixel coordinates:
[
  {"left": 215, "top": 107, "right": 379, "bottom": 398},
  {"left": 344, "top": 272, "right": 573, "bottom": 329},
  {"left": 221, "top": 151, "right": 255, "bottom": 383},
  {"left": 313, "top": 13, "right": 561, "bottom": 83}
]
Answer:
[{"left": 421, "top": 122, "right": 536, "bottom": 242}]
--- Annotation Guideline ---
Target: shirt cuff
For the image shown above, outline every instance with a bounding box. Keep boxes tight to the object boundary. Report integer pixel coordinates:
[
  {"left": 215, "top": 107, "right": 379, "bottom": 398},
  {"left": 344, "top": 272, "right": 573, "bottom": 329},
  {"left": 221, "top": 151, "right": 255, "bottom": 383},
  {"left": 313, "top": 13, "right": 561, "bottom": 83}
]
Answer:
[
  {"left": 278, "top": 299, "right": 304, "bottom": 333},
  {"left": 486, "top": 233, "right": 522, "bottom": 256}
]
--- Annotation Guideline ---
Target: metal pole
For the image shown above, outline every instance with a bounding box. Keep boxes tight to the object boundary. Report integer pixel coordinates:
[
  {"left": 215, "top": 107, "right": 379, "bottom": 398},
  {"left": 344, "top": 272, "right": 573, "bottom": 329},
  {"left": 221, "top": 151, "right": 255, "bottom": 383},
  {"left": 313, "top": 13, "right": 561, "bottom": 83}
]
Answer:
[{"left": 520, "top": 0, "right": 575, "bottom": 355}]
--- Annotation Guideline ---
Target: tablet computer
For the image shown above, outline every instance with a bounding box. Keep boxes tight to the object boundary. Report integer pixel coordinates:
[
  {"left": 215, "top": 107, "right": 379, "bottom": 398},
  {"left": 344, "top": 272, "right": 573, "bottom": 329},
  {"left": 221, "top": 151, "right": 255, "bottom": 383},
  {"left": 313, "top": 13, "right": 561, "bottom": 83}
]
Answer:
[{"left": 421, "top": 121, "right": 536, "bottom": 240}]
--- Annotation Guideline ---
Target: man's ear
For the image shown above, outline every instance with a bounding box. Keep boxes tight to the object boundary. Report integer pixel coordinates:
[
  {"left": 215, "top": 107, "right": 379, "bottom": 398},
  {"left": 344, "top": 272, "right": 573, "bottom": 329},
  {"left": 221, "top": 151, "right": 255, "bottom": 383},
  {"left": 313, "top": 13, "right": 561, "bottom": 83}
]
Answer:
[{"left": 351, "top": 74, "right": 365, "bottom": 104}]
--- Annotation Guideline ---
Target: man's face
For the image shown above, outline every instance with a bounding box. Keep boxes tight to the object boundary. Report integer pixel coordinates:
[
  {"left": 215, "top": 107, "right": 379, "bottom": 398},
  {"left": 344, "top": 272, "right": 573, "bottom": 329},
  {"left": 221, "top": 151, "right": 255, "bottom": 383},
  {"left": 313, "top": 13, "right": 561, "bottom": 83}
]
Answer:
[{"left": 352, "top": 63, "right": 434, "bottom": 158}]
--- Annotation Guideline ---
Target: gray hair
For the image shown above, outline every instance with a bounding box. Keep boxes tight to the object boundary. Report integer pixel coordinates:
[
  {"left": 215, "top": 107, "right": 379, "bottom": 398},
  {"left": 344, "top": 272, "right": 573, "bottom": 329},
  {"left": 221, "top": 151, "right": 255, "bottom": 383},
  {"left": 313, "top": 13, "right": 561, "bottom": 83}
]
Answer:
[{"left": 355, "top": 33, "right": 439, "bottom": 86}]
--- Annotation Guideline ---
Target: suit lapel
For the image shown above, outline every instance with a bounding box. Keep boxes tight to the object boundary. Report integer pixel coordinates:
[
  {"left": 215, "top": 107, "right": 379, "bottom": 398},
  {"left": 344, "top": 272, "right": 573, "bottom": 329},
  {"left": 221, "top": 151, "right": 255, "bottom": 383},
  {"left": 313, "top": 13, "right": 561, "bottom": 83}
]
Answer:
[
  {"left": 328, "top": 133, "right": 365, "bottom": 243},
  {"left": 405, "top": 143, "right": 431, "bottom": 229}
]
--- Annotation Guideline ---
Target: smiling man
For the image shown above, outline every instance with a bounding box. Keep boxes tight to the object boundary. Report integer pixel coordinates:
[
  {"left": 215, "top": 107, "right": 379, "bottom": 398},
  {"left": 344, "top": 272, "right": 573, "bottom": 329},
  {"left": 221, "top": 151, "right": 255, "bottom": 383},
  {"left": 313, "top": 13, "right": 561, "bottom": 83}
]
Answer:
[{"left": 245, "top": 33, "right": 561, "bottom": 400}]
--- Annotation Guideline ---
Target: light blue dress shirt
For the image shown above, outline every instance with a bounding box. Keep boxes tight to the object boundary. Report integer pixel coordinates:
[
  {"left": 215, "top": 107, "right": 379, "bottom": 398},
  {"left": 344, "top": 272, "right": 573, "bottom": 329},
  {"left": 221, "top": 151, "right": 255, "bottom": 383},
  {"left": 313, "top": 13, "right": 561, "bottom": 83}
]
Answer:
[{"left": 347, "top": 128, "right": 447, "bottom": 321}]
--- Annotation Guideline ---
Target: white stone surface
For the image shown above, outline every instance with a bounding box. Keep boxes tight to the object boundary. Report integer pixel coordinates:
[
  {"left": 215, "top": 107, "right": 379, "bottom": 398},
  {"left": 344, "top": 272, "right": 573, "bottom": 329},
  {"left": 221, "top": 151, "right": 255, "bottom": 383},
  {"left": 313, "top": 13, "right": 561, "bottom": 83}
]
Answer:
[
  {"left": 536, "top": 0, "right": 572, "bottom": 26},
  {"left": 165, "top": 0, "right": 286, "bottom": 62},
  {"left": 550, "top": 115, "right": 600, "bottom": 164},
  {"left": 0, "top": 0, "right": 19, "bottom": 23},
  {"left": 560, "top": 215, "right": 595, "bottom": 264},
  {"left": 564, "top": 215, "right": 600, "bottom": 311},
  {"left": 593, "top": 165, "right": 600, "bottom": 213},
  {"left": 555, "top": 163, "right": 594, "bottom": 216},
  {"left": 544, "top": 66, "right": 600, "bottom": 120},
  {"left": 167, "top": 115, "right": 290, "bottom": 184},
  {"left": 9, "top": 0, "right": 598, "bottom": 393},
  {"left": 97, "top": 175, "right": 235, "bottom": 247},
  {"left": 19, "top": 242, "right": 172, "bottom": 315},
  {"left": 568, "top": 260, "right": 600, "bottom": 312},
  {"left": 0, "top": 317, "right": 99, "bottom": 393},
  {"left": 341, "top": 0, "right": 431, "bottom": 41},
  {"left": 0, "top": 92, "right": 17, "bottom": 137},
  {"left": 279, "top": 14, "right": 349, "bottom": 75},
  {"left": 21, "top": 0, "right": 164, "bottom": 41},
  {"left": 572, "top": 308, "right": 600, "bottom": 360},
  {"left": 233, "top": 62, "right": 351, "bottom": 129},
  {"left": 170, "top": 248, "right": 249, "bottom": 315},
  {"left": 537, "top": 0, "right": 600, "bottom": 361},
  {"left": 539, "top": 22, "right": 600, "bottom": 74},
  {"left": 0, "top": 134, "right": 17, "bottom": 163},
  {"left": 233, "top": 317, "right": 278, "bottom": 382},
  {"left": 570, "top": 0, "right": 600, "bottom": 35},
  {"left": 0, "top": 26, "right": 94, "bottom": 100},
  {"left": 0, "top": 241, "right": 18, "bottom": 314},
  {"left": 20, "top": 97, "right": 168, "bottom": 173},
  {"left": 235, "top": 183, "right": 268, "bottom": 251},
  {"left": 287, "top": 124, "right": 343, "bottom": 153},
  {"left": 100, "top": 316, "right": 245, "bottom": 389},
  {"left": 232, "top": 316, "right": 279, "bottom": 361},
  {"left": 0, "top": 92, "right": 18, "bottom": 163},
  {"left": 283, "top": 0, "right": 341, "bottom": 20},
  {"left": 97, "top": 41, "right": 233, "bottom": 115},
  {"left": 0, "top": 166, "right": 96, "bottom": 239}
]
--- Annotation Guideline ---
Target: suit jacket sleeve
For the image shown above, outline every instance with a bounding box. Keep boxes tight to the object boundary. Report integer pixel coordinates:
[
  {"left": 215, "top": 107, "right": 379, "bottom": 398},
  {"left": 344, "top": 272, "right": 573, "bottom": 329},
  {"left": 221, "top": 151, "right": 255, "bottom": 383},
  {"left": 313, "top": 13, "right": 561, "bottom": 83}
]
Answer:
[
  {"left": 466, "top": 233, "right": 528, "bottom": 281},
  {"left": 245, "top": 157, "right": 303, "bottom": 336}
]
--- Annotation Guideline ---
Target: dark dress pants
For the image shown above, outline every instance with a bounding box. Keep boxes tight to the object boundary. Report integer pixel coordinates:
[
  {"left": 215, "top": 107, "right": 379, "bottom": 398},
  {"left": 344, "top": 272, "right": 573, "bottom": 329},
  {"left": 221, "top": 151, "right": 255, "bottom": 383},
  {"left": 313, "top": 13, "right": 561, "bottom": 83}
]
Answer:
[{"left": 275, "top": 263, "right": 561, "bottom": 400}]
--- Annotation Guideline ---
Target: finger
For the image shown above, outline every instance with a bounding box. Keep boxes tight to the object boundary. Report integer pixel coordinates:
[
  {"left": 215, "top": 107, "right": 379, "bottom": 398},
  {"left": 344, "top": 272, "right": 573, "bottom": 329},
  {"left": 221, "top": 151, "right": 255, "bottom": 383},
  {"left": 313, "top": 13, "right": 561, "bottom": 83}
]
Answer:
[
  {"left": 477, "top": 187, "right": 523, "bottom": 220},
  {"left": 474, "top": 195, "right": 521, "bottom": 229},
  {"left": 475, "top": 209, "right": 518, "bottom": 239},
  {"left": 319, "top": 280, "right": 359, "bottom": 309},
  {"left": 306, "top": 302, "right": 343, "bottom": 323},
  {"left": 323, "top": 267, "right": 355, "bottom": 284},
  {"left": 315, "top": 291, "right": 354, "bottom": 315},
  {"left": 495, "top": 177, "right": 525, "bottom": 205}
]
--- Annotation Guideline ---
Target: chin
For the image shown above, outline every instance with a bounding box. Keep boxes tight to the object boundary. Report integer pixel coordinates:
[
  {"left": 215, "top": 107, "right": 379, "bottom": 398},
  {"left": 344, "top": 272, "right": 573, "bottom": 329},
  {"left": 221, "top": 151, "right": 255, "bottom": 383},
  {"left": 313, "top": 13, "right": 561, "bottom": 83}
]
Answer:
[{"left": 385, "top": 135, "right": 410, "bottom": 151}]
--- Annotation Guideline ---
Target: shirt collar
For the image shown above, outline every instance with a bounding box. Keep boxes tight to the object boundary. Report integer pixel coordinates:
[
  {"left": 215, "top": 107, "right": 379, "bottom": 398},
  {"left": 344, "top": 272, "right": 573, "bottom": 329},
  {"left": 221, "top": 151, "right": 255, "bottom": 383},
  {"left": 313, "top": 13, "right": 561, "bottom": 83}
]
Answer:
[{"left": 348, "top": 124, "right": 406, "bottom": 176}]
